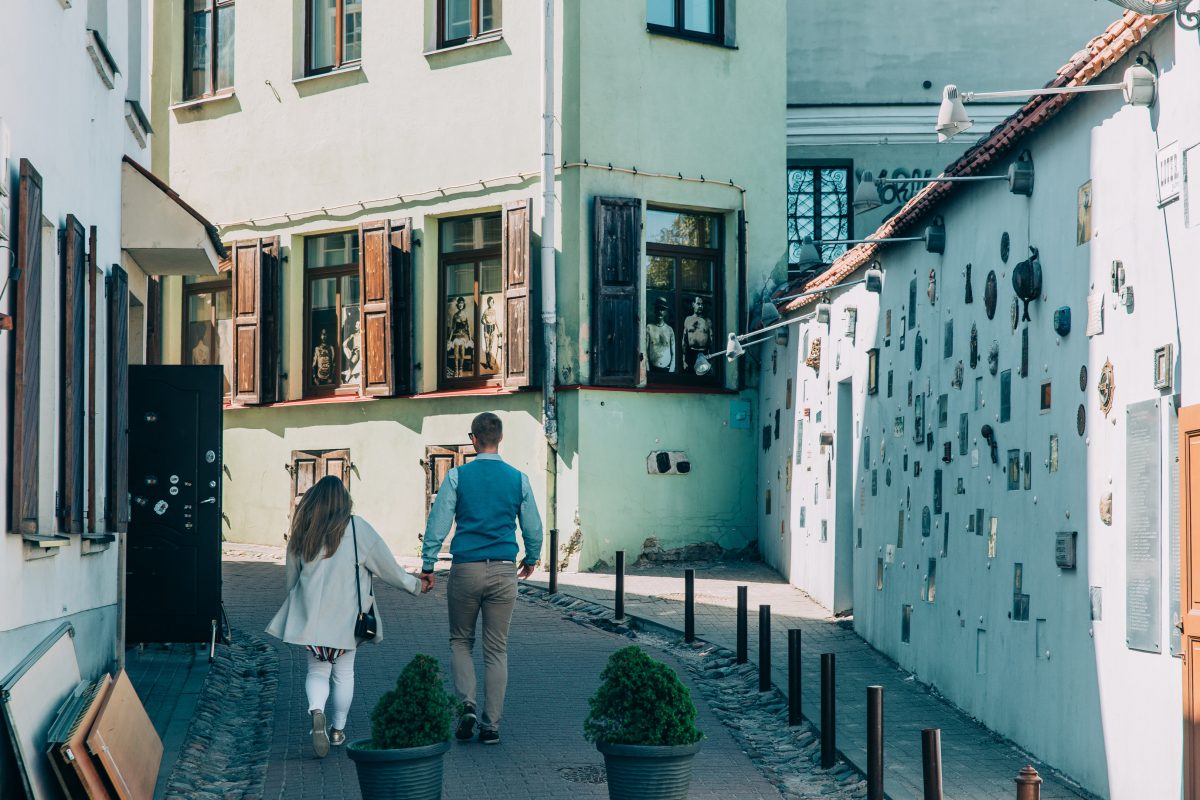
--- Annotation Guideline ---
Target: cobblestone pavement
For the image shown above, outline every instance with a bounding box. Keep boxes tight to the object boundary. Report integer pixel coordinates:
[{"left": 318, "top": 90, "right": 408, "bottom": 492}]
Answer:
[
  {"left": 527, "top": 561, "right": 1093, "bottom": 800},
  {"left": 212, "top": 547, "right": 801, "bottom": 799}
]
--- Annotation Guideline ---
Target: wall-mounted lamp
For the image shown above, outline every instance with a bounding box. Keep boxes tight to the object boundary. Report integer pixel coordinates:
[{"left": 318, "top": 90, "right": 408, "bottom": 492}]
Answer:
[
  {"left": 937, "top": 65, "right": 1156, "bottom": 142},
  {"left": 815, "top": 217, "right": 946, "bottom": 255},
  {"left": 695, "top": 268, "right": 883, "bottom": 377},
  {"left": 816, "top": 302, "right": 831, "bottom": 325},
  {"left": 853, "top": 153, "right": 1034, "bottom": 214}
]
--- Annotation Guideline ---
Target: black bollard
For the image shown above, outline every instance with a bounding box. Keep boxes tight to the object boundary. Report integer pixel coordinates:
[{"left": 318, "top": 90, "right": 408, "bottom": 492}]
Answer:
[
  {"left": 758, "top": 605, "right": 771, "bottom": 692},
  {"left": 820, "top": 653, "right": 836, "bottom": 769},
  {"left": 867, "top": 686, "right": 884, "bottom": 800},
  {"left": 684, "top": 569, "right": 695, "bottom": 643},
  {"left": 615, "top": 551, "right": 625, "bottom": 621},
  {"left": 788, "top": 629, "right": 802, "bottom": 726},
  {"left": 922, "top": 728, "right": 943, "bottom": 800},
  {"left": 548, "top": 529, "right": 559, "bottom": 594},
  {"left": 736, "top": 586, "right": 748, "bottom": 664}
]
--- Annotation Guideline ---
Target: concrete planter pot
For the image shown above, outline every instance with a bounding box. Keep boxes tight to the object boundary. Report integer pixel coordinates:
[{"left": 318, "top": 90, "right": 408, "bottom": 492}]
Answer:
[
  {"left": 596, "top": 740, "right": 702, "bottom": 800},
  {"left": 346, "top": 739, "right": 450, "bottom": 800}
]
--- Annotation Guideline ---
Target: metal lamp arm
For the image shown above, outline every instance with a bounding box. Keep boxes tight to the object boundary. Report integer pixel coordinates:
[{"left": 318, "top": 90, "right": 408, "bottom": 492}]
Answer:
[{"left": 962, "top": 83, "right": 1120, "bottom": 102}]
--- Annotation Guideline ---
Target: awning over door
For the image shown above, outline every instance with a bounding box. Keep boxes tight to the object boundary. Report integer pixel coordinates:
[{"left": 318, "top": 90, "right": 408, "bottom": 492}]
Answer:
[{"left": 120, "top": 156, "right": 226, "bottom": 276}]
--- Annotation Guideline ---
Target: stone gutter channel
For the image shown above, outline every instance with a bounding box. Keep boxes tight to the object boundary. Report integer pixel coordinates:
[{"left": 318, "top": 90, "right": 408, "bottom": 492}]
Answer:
[{"left": 518, "top": 585, "right": 871, "bottom": 800}]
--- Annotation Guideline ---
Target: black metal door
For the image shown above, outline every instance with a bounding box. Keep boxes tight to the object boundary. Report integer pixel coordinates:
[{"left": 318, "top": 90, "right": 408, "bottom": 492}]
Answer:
[{"left": 126, "top": 365, "right": 223, "bottom": 644}]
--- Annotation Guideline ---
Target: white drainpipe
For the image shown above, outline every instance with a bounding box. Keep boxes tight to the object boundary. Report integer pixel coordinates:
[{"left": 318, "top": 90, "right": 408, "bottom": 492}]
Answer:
[{"left": 541, "top": 0, "right": 559, "bottom": 551}]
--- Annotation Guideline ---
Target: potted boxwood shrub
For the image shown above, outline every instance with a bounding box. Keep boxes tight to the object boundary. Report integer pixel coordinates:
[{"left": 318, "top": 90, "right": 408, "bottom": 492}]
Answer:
[
  {"left": 584, "top": 646, "right": 703, "bottom": 800},
  {"left": 347, "top": 654, "right": 458, "bottom": 800}
]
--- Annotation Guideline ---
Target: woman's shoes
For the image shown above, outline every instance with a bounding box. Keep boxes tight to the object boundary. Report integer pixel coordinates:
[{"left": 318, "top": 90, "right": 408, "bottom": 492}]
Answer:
[
  {"left": 310, "top": 710, "right": 330, "bottom": 758},
  {"left": 330, "top": 729, "right": 346, "bottom": 747}
]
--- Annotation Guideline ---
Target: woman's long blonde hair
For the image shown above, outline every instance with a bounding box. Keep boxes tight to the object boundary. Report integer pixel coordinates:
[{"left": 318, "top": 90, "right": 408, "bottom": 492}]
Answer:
[{"left": 288, "top": 475, "right": 353, "bottom": 562}]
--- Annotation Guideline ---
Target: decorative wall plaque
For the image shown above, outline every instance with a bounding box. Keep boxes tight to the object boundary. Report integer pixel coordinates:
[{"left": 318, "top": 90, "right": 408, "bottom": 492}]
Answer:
[
  {"left": 984, "top": 271, "right": 998, "bottom": 319},
  {"left": 952, "top": 360, "right": 964, "bottom": 389},
  {"left": 1098, "top": 359, "right": 1115, "bottom": 417},
  {"left": 1055, "top": 532, "right": 1078, "bottom": 569},
  {"left": 1126, "top": 399, "right": 1162, "bottom": 653},
  {"left": 922, "top": 506, "right": 931, "bottom": 537},
  {"left": 888, "top": 370, "right": 894, "bottom": 397},
  {"left": 886, "top": 467, "right": 892, "bottom": 486},
  {"left": 933, "top": 470, "right": 943, "bottom": 513},
  {"left": 1049, "top": 434, "right": 1059, "bottom": 471},
  {"left": 1077, "top": 180, "right": 1093, "bottom": 245},
  {"left": 867, "top": 348, "right": 879, "bottom": 395},
  {"left": 944, "top": 320, "right": 953, "bottom": 359},
  {"left": 1079, "top": 365, "right": 1088, "bottom": 392},
  {"left": 1000, "top": 232, "right": 1010, "bottom": 263},
  {"left": 988, "top": 341, "right": 999, "bottom": 376},
  {"left": 938, "top": 394, "right": 948, "bottom": 427},
  {"left": 1000, "top": 370, "right": 1012, "bottom": 422},
  {"left": 969, "top": 325, "right": 979, "bottom": 368},
  {"left": 1154, "top": 344, "right": 1173, "bottom": 391},
  {"left": 1040, "top": 382, "right": 1052, "bottom": 412},
  {"left": 1007, "top": 449, "right": 1021, "bottom": 490},
  {"left": 1020, "top": 328, "right": 1029, "bottom": 377},
  {"left": 1024, "top": 452, "right": 1031, "bottom": 490},
  {"left": 965, "top": 263, "right": 974, "bottom": 303},
  {"left": 987, "top": 516, "right": 998, "bottom": 559},
  {"left": 914, "top": 395, "right": 925, "bottom": 444},
  {"left": 1011, "top": 246, "right": 1042, "bottom": 322},
  {"left": 1010, "top": 297, "right": 1020, "bottom": 331},
  {"left": 805, "top": 337, "right": 822, "bottom": 373},
  {"left": 959, "top": 413, "right": 969, "bottom": 455},
  {"left": 914, "top": 334, "right": 924, "bottom": 370},
  {"left": 1086, "top": 293, "right": 1104, "bottom": 336},
  {"left": 1053, "top": 306, "right": 1071, "bottom": 337},
  {"left": 1077, "top": 404, "right": 1087, "bottom": 436}
]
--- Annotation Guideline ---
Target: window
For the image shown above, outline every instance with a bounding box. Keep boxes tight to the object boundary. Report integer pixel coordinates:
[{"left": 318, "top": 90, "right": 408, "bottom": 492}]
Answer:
[
  {"left": 184, "top": 0, "right": 234, "bottom": 100},
  {"left": 787, "top": 165, "right": 851, "bottom": 277},
  {"left": 304, "top": 232, "right": 361, "bottom": 396},
  {"left": 647, "top": 0, "right": 724, "bottom": 42},
  {"left": 438, "top": 0, "right": 500, "bottom": 48},
  {"left": 307, "top": 0, "right": 362, "bottom": 75},
  {"left": 290, "top": 449, "right": 351, "bottom": 508},
  {"left": 183, "top": 271, "right": 233, "bottom": 399},
  {"left": 440, "top": 214, "right": 502, "bottom": 386},
  {"left": 644, "top": 207, "right": 722, "bottom": 385}
]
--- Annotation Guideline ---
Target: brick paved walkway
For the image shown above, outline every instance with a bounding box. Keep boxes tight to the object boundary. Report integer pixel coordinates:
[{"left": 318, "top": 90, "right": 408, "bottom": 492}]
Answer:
[
  {"left": 221, "top": 552, "right": 783, "bottom": 800},
  {"left": 527, "top": 562, "right": 1092, "bottom": 800}
]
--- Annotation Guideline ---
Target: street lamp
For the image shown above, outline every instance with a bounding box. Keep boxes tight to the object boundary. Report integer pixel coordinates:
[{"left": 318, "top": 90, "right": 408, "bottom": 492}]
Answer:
[
  {"left": 936, "top": 65, "right": 1156, "bottom": 142},
  {"left": 694, "top": 267, "right": 883, "bottom": 376},
  {"left": 853, "top": 154, "right": 1034, "bottom": 214}
]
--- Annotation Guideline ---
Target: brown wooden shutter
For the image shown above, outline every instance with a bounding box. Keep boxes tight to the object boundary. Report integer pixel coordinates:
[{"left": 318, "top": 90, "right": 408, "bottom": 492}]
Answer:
[
  {"left": 321, "top": 449, "right": 352, "bottom": 487},
  {"left": 87, "top": 226, "right": 99, "bottom": 532},
  {"left": 592, "top": 196, "right": 641, "bottom": 387},
  {"left": 60, "top": 215, "right": 87, "bottom": 534},
  {"left": 231, "top": 237, "right": 280, "bottom": 405},
  {"left": 359, "top": 220, "right": 395, "bottom": 396},
  {"left": 106, "top": 265, "right": 130, "bottom": 533},
  {"left": 290, "top": 449, "right": 352, "bottom": 509},
  {"left": 11, "top": 159, "right": 43, "bottom": 535},
  {"left": 145, "top": 276, "right": 161, "bottom": 365},
  {"left": 502, "top": 199, "right": 533, "bottom": 388}
]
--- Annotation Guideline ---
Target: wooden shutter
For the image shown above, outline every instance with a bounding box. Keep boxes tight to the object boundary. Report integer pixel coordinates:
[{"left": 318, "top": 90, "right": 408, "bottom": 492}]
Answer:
[
  {"left": 502, "top": 200, "right": 533, "bottom": 388},
  {"left": 232, "top": 237, "right": 280, "bottom": 405},
  {"left": 145, "top": 276, "right": 161, "bottom": 365},
  {"left": 60, "top": 215, "right": 87, "bottom": 534},
  {"left": 290, "top": 449, "right": 351, "bottom": 508},
  {"left": 106, "top": 265, "right": 130, "bottom": 534},
  {"left": 359, "top": 220, "right": 396, "bottom": 396},
  {"left": 87, "top": 227, "right": 99, "bottom": 532},
  {"left": 321, "top": 449, "right": 352, "bottom": 487},
  {"left": 592, "top": 196, "right": 641, "bottom": 387},
  {"left": 390, "top": 220, "right": 414, "bottom": 395},
  {"left": 11, "top": 159, "right": 43, "bottom": 535}
]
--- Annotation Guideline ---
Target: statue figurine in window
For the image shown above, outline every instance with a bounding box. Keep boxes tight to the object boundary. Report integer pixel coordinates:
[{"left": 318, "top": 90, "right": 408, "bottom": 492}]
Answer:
[
  {"left": 341, "top": 310, "right": 362, "bottom": 385},
  {"left": 480, "top": 295, "right": 500, "bottom": 371},
  {"left": 683, "top": 295, "right": 714, "bottom": 373},
  {"left": 645, "top": 296, "right": 676, "bottom": 373},
  {"left": 312, "top": 328, "right": 336, "bottom": 386},
  {"left": 446, "top": 295, "right": 474, "bottom": 378}
]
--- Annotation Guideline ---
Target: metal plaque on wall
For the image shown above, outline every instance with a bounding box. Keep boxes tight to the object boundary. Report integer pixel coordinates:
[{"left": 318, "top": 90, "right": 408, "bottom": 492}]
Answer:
[
  {"left": 1170, "top": 400, "right": 1182, "bottom": 657},
  {"left": 1126, "top": 398, "right": 1162, "bottom": 654}
]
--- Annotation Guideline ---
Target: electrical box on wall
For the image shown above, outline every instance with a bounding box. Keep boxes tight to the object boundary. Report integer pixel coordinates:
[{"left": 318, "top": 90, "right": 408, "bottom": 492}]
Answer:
[{"left": 647, "top": 451, "right": 691, "bottom": 475}]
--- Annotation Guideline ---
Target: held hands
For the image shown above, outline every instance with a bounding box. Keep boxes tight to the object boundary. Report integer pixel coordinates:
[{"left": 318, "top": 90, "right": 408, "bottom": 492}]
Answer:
[
  {"left": 419, "top": 572, "right": 436, "bottom": 594},
  {"left": 517, "top": 563, "right": 535, "bottom": 580}
]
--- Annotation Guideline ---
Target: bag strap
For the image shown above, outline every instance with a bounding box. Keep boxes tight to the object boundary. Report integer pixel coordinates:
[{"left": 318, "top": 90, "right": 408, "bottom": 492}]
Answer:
[{"left": 351, "top": 517, "right": 363, "bottom": 610}]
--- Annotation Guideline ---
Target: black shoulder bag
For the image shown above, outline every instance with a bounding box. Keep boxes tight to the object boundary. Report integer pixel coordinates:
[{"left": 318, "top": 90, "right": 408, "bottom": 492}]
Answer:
[{"left": 351, "top": 518, "right": 378, "bottom": 641}]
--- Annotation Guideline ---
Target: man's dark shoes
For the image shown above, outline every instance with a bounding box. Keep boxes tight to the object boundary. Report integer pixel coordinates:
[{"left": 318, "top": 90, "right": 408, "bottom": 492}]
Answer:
[
  {"left": 455, "top": 704, "right": 478, "bottom": 741},
  {"left": 478, "top": 729, "right": 500, "bottom": 745}
]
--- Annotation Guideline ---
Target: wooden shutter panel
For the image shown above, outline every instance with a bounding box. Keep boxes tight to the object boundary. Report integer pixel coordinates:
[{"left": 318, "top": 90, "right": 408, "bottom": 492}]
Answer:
[
  {"left": 502, "top": 199, "right": 533, "bottom": 388},
  {"left": 359, "top": 220, "right": 395, "bottom": 396},
  {"left": 232, "top": 237, "right": 280, "bottom": 405},
  {"left": 60, "top": 216, "right": 87, "bottom": 534},
  {"left": 290, "top": 450, "right": 321, "bottom": 508},
  {"left": 321, "top": 449, "right": 352, "bottom": 487},
  {"left": 106, "top": 265, "right": 130, "bottom": 533},
  {"left": 390, "top": 220, "right": 414, "bottom": 396},
  {"left": 11, "top": 159, "right": 43, "bottom": 535},
  {"left": 87, "top": 227, "right": 99, "bottom": 532},
  {"left": 592, "top": 196, "right": 641, "bottom": 387}
]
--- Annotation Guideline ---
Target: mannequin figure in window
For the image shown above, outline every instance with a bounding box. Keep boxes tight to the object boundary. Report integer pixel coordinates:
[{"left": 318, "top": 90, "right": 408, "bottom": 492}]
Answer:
[
  {"left": 645, "top": 296, "right": 676, "bottom": 373},
  {"left": 447, "top": 296, "right": 474, "bottom": 378},
  {"left": 312, "top": 328, "right": 336, "bottom": 386},
  {"left": 341, "top": 313, "right": 362, "bottom": 385},
  {"left": 683, "top": 295, "right": 714, "bottom": 373},
  {"left": 481, "top": 296, "right": 500, "bottom": 371}
]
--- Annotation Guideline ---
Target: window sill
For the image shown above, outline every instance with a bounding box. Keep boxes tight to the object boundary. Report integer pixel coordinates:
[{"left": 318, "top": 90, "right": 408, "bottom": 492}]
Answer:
[
  {"left": 414, "top": 385, "right": 524, "bottom": 400},
  {"left": 171, "top": 90, "right": 236, "bottom": 112},
  {"left": 561, "top": 384, "right": 738, "bottom": 396},
  {"left": 81, "top": 533, "right": 116, "bottom": 554},
  {"left": 646, "top": 25, "right": 736, "bottom": 49},
  {"left": 227, "top": 393, "right": 375, "bottom": 410},
  {"left": 22, "top": 533, "right": 69, "bottom": 560},
  {"left": 423, "top": 32, "right": 504, "bottom": 57},
  {"left": 292, "top": 64, "right": 363, "bottom": 87}
]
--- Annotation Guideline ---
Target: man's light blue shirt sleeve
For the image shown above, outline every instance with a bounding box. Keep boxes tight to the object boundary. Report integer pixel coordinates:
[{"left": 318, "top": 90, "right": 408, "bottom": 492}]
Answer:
[
  {"left": 518, "top": 474, "right": 544, "bottom": 565},
  {"left": 421, "top": 469, "right": 458, "bottom": 571}
]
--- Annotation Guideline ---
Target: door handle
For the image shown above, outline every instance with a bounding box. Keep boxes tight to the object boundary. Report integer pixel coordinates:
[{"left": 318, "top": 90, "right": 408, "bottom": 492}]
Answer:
[{"left": 201, "top": 497, "right": 216, "bottom": 505}]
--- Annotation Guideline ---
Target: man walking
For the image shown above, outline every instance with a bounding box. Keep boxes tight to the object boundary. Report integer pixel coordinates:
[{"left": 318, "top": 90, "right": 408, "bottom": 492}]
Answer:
[{"left": 420, "top": 412, "right": 542, "bottom": 744}]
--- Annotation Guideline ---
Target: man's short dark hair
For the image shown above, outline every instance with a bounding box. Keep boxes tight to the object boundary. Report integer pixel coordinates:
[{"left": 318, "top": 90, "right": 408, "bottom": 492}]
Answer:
[{"left": 471, "top": 412, "right": 503, "bottom": 447}]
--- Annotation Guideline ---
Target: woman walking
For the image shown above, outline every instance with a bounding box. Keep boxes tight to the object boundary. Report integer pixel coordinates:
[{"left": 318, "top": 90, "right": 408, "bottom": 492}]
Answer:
[{"left": 267, "top": 475, "right": 421, "bottom": 757}]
